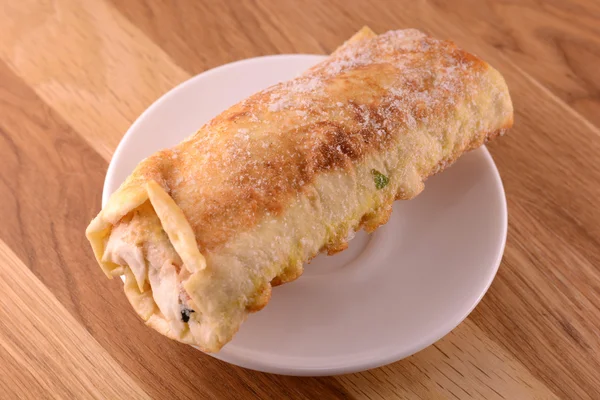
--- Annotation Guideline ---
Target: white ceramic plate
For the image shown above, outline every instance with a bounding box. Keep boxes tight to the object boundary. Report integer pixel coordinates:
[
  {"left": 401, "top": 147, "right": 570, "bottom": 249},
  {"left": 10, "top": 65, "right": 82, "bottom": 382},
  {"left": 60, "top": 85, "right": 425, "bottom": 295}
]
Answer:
[{"left": 104, "top": 55, "right": 507, "bottom": 376}]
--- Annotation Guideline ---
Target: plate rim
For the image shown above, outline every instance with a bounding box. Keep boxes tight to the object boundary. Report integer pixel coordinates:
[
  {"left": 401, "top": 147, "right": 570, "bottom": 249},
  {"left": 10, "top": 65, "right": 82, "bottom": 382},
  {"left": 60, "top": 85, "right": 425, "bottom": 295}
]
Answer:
[
  {"left": 211, "top": 146, "right": 507, "bottom": 376},
  {"left": 103, "top": 54, "right": 507, "bottom": 376},
  {"left": 103, "top": 54, "right": 325, "bottom": 205}
]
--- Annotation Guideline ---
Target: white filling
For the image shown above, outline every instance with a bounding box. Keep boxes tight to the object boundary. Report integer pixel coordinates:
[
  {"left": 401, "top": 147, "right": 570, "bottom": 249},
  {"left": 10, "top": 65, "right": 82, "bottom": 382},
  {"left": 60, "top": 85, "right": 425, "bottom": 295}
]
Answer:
[
  {"left": 102, "top": 221, "right": 190, "bottom": 336},
  {"left": 148, "top": 261, "right": 184, "bottom": 334},
  {"left": 103, "top": 225, "right": 146, "bottom": 291}
]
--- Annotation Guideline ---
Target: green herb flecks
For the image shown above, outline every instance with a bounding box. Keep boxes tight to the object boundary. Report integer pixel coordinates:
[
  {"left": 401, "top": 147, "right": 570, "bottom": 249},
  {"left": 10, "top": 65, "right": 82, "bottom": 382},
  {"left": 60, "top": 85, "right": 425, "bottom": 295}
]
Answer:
[{"left": 371, "top": 169, "right": 389, "bottom": 190}]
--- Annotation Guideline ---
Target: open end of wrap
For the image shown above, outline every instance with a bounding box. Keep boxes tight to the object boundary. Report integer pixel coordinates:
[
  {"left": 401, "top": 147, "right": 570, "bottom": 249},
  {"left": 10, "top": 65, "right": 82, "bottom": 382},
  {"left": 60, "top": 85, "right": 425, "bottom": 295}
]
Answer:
[
  {"left": 86, "top": 180, "right": 222, "bottom": 351},
  {"left": 86, "top": 184, "right": 149, "bottom": 278}
]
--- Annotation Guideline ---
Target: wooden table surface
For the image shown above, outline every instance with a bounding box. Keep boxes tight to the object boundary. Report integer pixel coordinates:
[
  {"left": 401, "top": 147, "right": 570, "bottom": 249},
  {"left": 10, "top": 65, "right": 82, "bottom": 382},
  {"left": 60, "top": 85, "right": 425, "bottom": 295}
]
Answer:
[{"left": 1, "top": 0, "right": 599, "bottom": 398}]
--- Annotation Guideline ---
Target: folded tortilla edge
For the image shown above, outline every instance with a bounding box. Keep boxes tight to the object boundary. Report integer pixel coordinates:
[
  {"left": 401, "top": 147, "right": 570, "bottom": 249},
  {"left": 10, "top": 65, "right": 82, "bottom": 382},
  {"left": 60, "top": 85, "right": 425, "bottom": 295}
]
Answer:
[{"left": 85, "top": 184, "right": 149, "bottom": 278}]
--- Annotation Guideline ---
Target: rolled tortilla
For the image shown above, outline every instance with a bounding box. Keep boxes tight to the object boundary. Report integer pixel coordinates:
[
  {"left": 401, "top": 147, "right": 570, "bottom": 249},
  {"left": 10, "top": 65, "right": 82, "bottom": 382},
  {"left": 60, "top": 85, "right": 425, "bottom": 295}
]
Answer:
[{"left": 86, "top": 27, "right": 513, "bottom": 351}]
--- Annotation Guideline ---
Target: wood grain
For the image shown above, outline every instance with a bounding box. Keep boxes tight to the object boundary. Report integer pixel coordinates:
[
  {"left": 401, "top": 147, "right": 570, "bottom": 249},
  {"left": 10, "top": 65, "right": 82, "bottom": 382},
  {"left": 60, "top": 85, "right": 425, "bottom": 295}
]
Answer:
[
  {"left": 339, "top": 320, "right": 557, "bottom": 400},
  {"left": 0, "top": 49, "right": 352, "bottom": 400},
  {"left": 0, "top": 0, "right": 189, "bottom": 160},
  {"left": 424, "top": 0, "right": 600, "bottom": 127},
  {"left": 110, "top": 0, "right": 600, "bottom": 126},
  {"left": 0, "top": 0, "right": 599, "bottom": 398},
  {"left": 0, "top": 240, "right": 150, "bottom": 399}
]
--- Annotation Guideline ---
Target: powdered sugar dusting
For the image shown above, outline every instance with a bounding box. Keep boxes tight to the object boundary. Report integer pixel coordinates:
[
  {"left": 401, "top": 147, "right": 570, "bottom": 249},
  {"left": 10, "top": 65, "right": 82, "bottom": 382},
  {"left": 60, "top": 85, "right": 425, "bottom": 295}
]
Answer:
[
  {"left": 267, "top": 76, "right": 325, "bottom": 112},
  {"left": 162, "top": 29, "right": 503, "bottom": 250}
]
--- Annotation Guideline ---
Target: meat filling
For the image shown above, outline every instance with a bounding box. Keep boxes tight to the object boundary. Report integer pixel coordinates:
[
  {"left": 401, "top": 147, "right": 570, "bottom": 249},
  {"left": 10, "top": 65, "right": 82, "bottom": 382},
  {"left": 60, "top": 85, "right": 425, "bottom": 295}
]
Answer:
[{"left": 102, "top": 203, "right": 197, "bottom": 334}]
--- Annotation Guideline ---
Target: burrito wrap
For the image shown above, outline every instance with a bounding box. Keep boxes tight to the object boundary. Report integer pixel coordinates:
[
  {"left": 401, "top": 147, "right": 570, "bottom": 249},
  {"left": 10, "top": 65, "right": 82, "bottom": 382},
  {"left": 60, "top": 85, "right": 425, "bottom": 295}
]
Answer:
[{"left": 86, "top": 27, "right": 513, "bottom": 351}]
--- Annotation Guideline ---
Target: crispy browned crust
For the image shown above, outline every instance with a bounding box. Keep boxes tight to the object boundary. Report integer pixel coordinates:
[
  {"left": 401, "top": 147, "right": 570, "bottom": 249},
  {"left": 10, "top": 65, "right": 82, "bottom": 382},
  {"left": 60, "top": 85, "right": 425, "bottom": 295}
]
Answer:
[{"left": 124, "top": 31, "right": 507, "bottom": 255}]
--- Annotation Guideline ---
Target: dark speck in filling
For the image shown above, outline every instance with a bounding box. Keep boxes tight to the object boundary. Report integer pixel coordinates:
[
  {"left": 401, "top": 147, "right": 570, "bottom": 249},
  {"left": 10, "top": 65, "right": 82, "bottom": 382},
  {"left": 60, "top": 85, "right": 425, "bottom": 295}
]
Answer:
[{"left": 181, "top": 307, "right": 195, "bottom": 323}]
